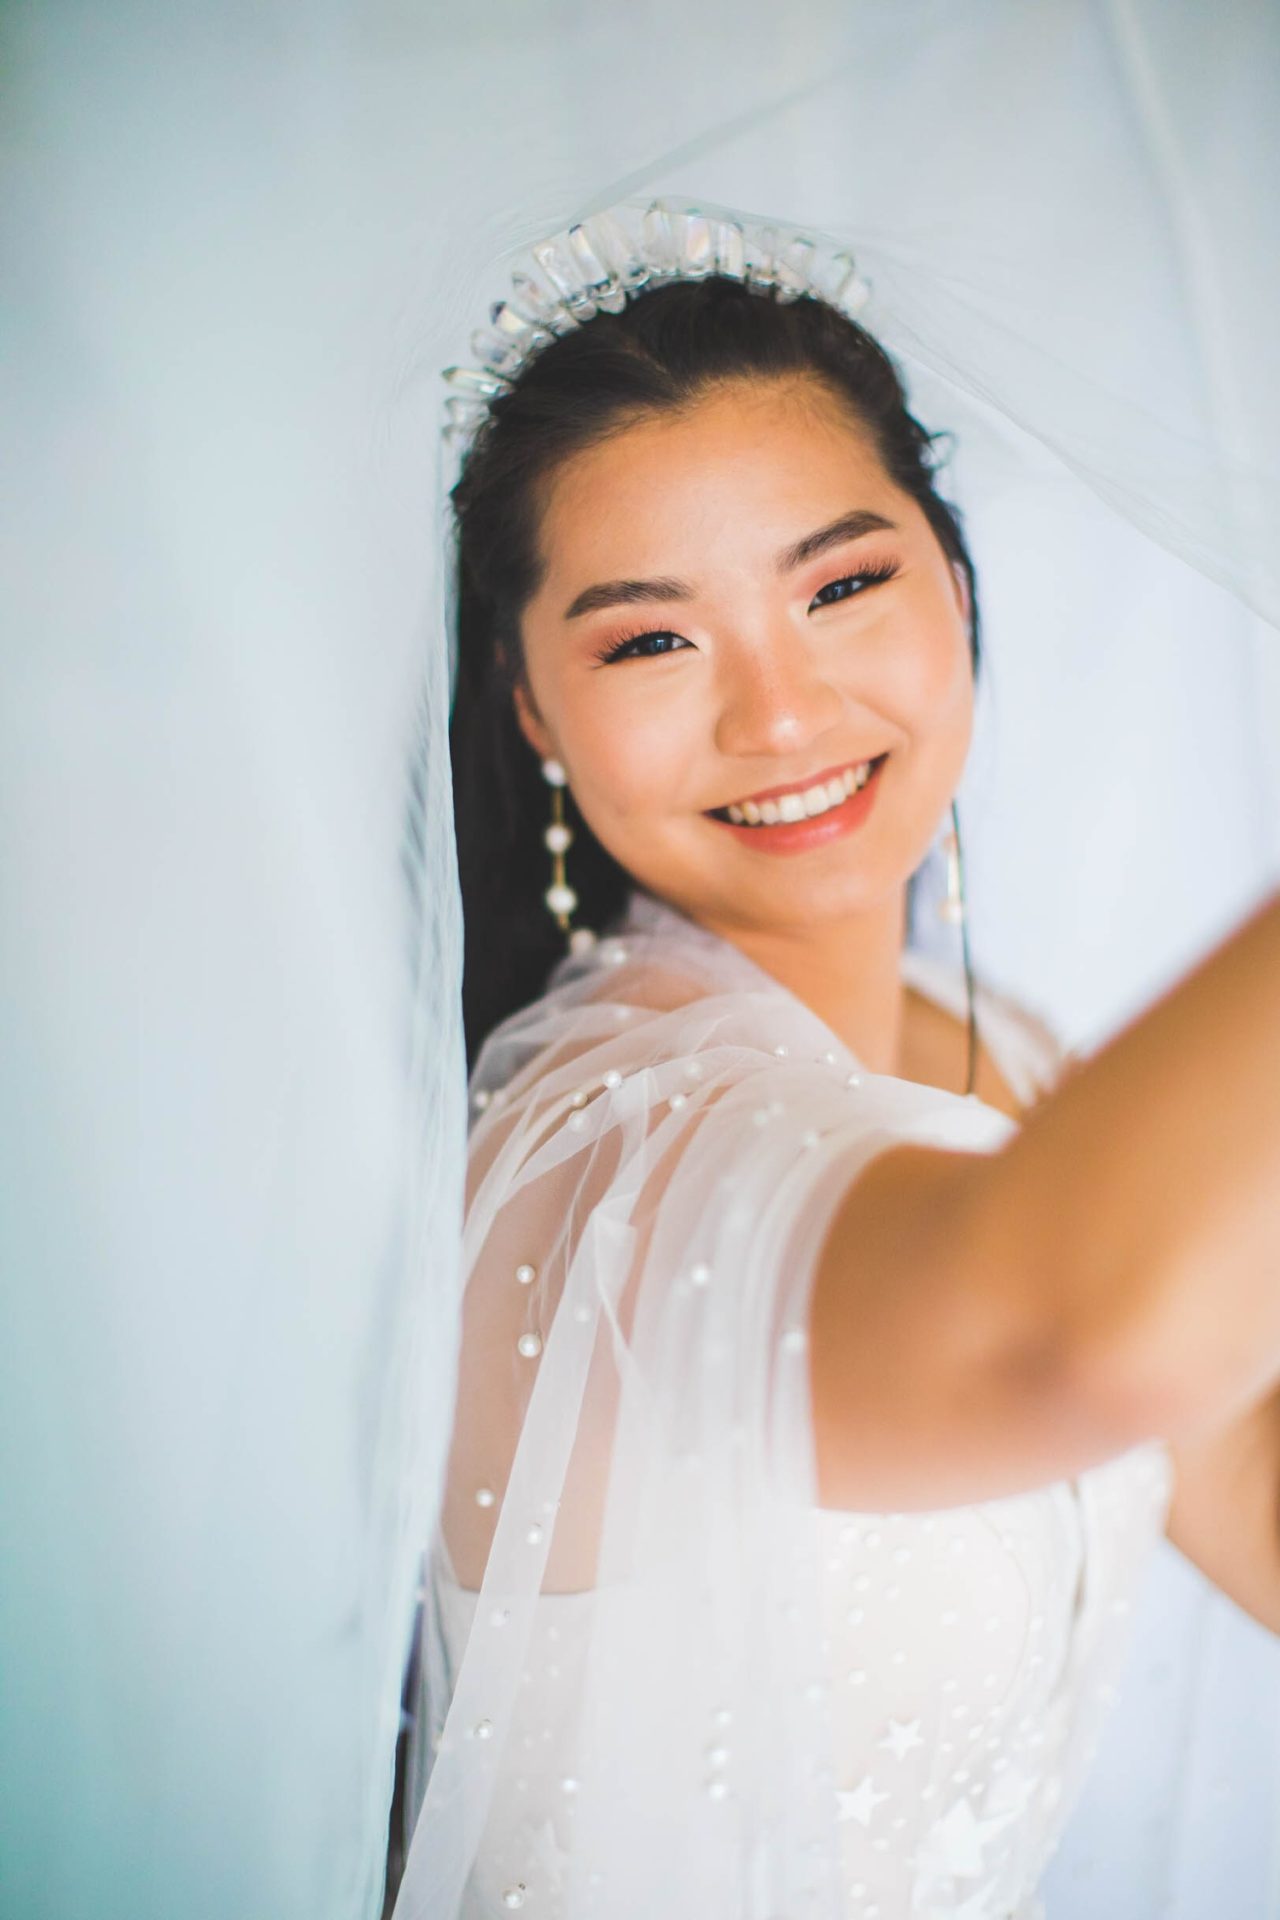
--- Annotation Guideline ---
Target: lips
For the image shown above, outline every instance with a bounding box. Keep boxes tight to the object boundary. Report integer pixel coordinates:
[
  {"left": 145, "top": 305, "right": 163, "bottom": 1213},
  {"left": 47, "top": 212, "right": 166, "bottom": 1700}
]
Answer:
[
  {"left": 720, "top": 757, "right": 879, "bottom": 812},
  {"left": 707, "top": 753, "right": 889, "bottom": 826},
  {"left": 705, "top": 752, "right": 888, "bottom": 853}
]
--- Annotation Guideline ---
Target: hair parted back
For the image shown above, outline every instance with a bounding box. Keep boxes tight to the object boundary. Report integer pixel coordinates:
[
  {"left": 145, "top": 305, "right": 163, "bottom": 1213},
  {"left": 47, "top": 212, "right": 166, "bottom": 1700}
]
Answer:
[{"left": 448, "top": 273, "right": 983, "bottom": 1068}]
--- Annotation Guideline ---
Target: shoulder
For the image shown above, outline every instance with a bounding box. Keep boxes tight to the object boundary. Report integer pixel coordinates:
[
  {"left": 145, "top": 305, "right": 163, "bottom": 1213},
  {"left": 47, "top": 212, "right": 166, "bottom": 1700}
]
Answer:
[{"left": 976, "top": 974, "right": 1077, "bottom": 1101}]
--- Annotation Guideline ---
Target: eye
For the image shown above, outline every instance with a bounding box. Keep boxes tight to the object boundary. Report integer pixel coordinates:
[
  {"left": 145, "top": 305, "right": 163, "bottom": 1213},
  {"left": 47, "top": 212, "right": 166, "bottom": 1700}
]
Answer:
[
  {"left": 810, "top": 560, "right": 900, "bottom": 608},
  {"left": 592, "top": 629, "right": 693, "bottom": 666}
]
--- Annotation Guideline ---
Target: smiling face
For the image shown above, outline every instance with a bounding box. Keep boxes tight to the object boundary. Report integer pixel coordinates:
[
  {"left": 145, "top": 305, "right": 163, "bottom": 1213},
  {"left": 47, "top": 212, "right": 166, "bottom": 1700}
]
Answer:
[{"left": 512, "top": 373, "right": 974, "bottom": 948}]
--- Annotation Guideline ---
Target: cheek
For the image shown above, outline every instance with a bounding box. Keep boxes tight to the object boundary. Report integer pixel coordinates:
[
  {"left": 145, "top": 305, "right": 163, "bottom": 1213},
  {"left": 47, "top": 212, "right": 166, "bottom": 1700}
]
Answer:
[
  {"left": 867, "top": 592, "right": 971, "bottom": 727},
  {"left": 564, "top": 684, "right": 699, "bottom": 827}
]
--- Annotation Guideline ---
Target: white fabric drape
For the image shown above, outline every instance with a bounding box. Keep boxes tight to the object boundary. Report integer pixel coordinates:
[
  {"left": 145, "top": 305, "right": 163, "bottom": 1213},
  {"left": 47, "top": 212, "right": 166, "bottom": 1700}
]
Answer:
[{"left": 2, "top": 3, "right": 1276, "bottom": 1917}]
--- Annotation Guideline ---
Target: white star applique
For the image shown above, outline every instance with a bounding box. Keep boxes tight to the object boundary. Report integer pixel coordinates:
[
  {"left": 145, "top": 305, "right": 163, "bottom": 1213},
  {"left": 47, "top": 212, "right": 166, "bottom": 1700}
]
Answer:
[
  {"left": 927, "top": 1797, "right": 990, "bottom": 1877},
  {"left": 877, "top": 1716, "right": 925, "bottom": 1761},
  {"left": 525, "top": 1815, "right": 570, "bottom": 1896},
  {"left": 836, "top": 1775, "right": 891, "bottom": 1826}
]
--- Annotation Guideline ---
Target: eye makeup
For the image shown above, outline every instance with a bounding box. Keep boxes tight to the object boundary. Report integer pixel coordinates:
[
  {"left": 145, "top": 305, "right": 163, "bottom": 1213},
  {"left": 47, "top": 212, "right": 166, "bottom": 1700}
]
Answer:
[{"left": 589, "top": 559, "right": 902, "bottom": 665}]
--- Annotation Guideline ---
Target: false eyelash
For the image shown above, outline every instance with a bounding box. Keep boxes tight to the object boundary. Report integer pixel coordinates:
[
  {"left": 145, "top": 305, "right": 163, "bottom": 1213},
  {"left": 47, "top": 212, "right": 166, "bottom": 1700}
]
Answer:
[
  {"left": 591, "top": 560, "right": 902, "bottom": 666},
  {"left": 813, "top": 558, "right": 901, "bottom": 600}
]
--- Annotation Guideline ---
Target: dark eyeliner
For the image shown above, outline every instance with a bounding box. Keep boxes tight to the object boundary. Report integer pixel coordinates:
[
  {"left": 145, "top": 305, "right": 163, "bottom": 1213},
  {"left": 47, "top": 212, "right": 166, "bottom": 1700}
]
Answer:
[{"left": 592, "top": 560, "right": 900, "bottom": 664}]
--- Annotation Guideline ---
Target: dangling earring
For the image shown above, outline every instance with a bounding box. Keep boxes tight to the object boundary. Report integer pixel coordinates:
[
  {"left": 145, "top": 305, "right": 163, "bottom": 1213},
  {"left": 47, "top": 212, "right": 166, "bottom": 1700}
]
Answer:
[
  {"left": 541, "top": 758, "right": 597, "bottom": 955},
  {"left": 938, "top": 816, "right": 963, "bottom": 926},
  {"left": 936, "top": 800, "right": 978, "bottom": 1097}
]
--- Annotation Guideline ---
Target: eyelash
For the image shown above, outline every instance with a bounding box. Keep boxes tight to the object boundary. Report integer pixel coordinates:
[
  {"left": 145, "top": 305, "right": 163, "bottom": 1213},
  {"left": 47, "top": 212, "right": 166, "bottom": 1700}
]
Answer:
[{"left": 591, "top": 560, "right": 902, "bottom": 664}]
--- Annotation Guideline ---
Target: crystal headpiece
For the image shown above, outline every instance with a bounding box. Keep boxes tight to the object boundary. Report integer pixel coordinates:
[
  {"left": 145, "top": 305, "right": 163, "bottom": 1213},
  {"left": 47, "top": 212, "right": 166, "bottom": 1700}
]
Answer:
[{"left": 441, "top": 197, "right": 872, "bottom": 459}]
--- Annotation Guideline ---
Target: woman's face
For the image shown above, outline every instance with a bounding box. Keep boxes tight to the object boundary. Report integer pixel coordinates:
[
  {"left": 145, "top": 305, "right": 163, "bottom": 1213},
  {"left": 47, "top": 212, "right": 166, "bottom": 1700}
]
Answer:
[{"left": 513, "top": 374, "right": 974, "bottom": 943}]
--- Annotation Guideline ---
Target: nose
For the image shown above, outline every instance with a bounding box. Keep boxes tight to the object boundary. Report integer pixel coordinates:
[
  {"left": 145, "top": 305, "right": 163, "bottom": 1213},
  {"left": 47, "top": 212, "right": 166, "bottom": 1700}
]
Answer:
[{"left": 712, "top": 635, "right": 844, "bottom": 762}]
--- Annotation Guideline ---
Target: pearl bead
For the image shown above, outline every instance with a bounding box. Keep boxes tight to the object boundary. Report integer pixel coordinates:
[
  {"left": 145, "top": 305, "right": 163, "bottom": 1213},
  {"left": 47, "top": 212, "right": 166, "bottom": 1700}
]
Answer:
[
  {"left": 543, "top": 821, "right": 573, "bottom": 854},
  {"left": 689, "top": 1262, "right": 711, "bottom": 1287},
  {"left": 473, "top": 1088, "right": 491, "bottom": 1109},
  {"left": 566, "top": 1111, "right": 586, "bottom": 1131},
  {"left": 781, "top": 1326, "right": 807, "bottom": 1354},
  {"left": 573, "top": 1304, "right": 591, "bottom": 1323},
  {"left": 569, "top": 1088, "right": 589, "bottom": 1107},
  {"left": 706, "top": 1744, "right": 729, "bottom": 1768},
  {"left": 799, "top": 1129, "right": 820, "bottom": 1149},
  {"left": 706, "top": 1779, "right": 729, "bottom": 1801},
  {"left": 526, "top": 1524, "right": 543, "bottom": 1545},
  {"left": 569, "top": 926, "right": 597, "bottom": 955},
  {"left": 475, "top": 1719, "right": 493, "bottom": 1740},
  {"left": 560, "top": 1775, "right": 580, "bottom": 1795},
  {"left": 602, "top": 1068, "right": 622, "bottom": 1088},
  {"left": 475, "top": 1486, "right": 496, "bottom": 1508},
  {"left": 669, "top": 1091, "right": 687, "bottom": 1109},
  {"left": 517, "top": 1332, "right": 543, "bottom": 1359},
  {"left": 501, "top": 1887, "right": 526, "bottom": 1910},
  {"left": 773, "top": 1043, "right": 789, "bottom": 1057},
  {"left": 846, "top": 1071, "right": 863, "bottom": 1088},
  {"left": 515, "top": 1263, "right": 536, "bottom": 1286},
  {"left": 545, "top": 882, "right": 578, "bottom": 916},
  {"left": 541, "top": 758, "right": 567, "bottom": 787}
]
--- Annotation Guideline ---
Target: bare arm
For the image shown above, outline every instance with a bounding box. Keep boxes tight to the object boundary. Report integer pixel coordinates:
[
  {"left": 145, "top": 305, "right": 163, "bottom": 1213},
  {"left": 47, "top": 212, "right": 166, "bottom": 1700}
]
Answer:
[{"left": 809, "top": 890, "right": 1280, "bottom": 1511}]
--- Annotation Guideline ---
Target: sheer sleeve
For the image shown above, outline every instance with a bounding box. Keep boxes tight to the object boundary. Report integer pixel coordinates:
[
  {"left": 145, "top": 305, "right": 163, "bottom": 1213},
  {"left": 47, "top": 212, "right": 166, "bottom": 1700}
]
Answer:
[{"left": 395, "top": 912, "right": 1028, "bottom": 1919}]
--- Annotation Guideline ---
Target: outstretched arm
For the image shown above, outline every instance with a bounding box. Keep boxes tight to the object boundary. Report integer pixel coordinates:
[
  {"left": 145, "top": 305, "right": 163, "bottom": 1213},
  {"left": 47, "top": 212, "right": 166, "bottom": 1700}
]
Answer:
[
  {"left": 1166, "top": 1387, "right": 1280, "bottom": 1635},
  {"left": 810, "top": 888, "right": 1280, "bottom": 1512}
]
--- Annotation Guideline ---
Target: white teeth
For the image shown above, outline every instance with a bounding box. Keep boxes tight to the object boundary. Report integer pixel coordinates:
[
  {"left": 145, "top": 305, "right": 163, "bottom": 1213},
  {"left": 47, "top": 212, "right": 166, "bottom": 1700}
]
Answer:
[{"left": 720, "top": 758, "right": 879, "bottom": 827}]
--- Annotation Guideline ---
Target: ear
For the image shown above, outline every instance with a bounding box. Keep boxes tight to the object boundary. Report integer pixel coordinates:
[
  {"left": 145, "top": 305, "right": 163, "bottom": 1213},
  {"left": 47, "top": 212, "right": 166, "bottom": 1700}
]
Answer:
[{"left": 511, "top": 673, "right": 555, "bottom": 766}]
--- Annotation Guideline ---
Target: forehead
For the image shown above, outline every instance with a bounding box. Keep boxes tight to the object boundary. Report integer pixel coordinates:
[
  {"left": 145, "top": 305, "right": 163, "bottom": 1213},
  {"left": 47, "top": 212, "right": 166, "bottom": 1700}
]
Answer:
[{"left": 532, "top": 375, "right": 896, "bottom": 579}]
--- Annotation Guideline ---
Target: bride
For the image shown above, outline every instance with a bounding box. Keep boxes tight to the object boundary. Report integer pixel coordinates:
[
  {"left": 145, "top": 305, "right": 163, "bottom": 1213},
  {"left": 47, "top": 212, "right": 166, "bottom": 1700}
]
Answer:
[{"left": 393, "top": 206, "right": 1280, "bottom": 1919}]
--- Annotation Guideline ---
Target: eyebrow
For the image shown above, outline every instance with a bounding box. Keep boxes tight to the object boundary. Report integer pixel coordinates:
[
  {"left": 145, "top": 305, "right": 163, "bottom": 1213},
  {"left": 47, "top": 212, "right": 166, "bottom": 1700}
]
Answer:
[{"left": 561, "top": 508, "right": 898, "bottom": 621}]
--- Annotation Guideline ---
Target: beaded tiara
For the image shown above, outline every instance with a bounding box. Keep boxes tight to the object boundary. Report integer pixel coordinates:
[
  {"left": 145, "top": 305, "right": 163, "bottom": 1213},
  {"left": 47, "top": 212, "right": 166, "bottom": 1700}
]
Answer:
[{"left": 440, "top": 197, "right": 872, "bottom": 459}]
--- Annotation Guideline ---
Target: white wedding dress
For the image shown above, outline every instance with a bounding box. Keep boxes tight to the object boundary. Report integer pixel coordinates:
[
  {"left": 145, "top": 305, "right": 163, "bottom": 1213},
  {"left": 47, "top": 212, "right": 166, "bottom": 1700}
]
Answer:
[{"left": 401, "top": 890, "right": 1174, "bottom": 1920}]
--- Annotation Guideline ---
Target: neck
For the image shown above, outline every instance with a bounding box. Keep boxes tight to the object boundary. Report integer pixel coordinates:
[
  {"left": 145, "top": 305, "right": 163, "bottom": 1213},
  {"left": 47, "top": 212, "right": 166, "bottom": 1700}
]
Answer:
[{"left": 697, "top": 889, "right": 912, "bottom": 1076}]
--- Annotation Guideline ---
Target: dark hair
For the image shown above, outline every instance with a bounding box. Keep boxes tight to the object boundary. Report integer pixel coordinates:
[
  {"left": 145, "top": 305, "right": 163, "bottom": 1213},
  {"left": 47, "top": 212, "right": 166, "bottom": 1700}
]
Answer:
[{"left": 449, "top": 274, "right": 982, "bottom": 1066}]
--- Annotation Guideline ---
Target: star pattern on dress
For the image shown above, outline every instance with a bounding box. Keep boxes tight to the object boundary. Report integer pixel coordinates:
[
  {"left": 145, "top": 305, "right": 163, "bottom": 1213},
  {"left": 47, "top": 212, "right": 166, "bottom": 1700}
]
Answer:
[
  {"left": 877, "top": 1716, "right": 925, "bottom": 1761},
  {"left": 921, "top": 1789, "right": 1029, "bottom": 1882},
  {"left": 525, "top": 1815, "right": 570, "bottom": 1896},
  {"left": 836, "top": 1774, "right": 891, "bottom": 1826}
]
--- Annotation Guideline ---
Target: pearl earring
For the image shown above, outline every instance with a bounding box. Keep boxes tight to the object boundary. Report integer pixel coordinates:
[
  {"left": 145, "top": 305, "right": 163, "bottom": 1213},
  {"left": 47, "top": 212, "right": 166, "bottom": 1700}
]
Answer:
[
  {"left": 938, "top": 811, "right": 963, "bottom": 925},
  {"left": 541, "top": 758, "right": 597, "bottom": 955}
]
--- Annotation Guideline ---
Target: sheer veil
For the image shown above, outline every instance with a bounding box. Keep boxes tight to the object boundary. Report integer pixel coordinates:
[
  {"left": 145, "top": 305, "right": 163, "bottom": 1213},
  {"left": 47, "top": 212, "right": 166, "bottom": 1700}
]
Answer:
[
  {"left": 398, "top": 27, "right": 1280, "bottom": 1916},
  {"left": 3, "top": 5, "right": 1277, "bottom": 1918}
]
